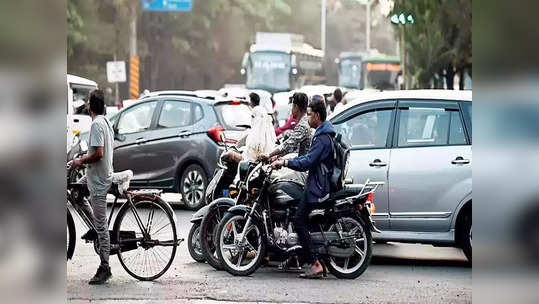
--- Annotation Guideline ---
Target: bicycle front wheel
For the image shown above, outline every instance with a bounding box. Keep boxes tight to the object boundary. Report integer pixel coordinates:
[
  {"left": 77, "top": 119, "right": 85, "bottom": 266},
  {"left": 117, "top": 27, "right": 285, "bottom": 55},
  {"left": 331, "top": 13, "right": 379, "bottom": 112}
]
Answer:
[{"left": 113, "top": 197, "right": 177, "bottom": 281}]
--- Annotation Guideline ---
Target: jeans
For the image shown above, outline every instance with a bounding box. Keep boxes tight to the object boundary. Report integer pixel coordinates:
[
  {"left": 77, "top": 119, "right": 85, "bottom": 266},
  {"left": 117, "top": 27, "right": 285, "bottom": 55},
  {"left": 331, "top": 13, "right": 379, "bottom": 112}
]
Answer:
[
  {"left": 294, "top": 191, "right": 316, "bottom": 265},
  {"left": 79, "top": 194, "right": 110, "bottom": 267}
]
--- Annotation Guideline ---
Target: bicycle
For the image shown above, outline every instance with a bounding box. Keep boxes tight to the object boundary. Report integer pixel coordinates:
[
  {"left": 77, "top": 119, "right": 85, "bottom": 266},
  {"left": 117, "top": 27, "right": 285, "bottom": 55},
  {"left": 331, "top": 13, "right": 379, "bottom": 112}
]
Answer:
[{"left": 67, "top": 167, "right": 182, "bottom": 281}]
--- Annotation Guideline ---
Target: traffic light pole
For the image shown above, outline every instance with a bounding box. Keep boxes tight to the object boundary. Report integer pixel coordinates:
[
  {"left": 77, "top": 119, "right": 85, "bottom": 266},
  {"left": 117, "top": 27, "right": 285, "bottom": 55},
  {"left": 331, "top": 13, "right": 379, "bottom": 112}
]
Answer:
[{"left": 401, "top": 26, "right": 407, "bottom": 89}]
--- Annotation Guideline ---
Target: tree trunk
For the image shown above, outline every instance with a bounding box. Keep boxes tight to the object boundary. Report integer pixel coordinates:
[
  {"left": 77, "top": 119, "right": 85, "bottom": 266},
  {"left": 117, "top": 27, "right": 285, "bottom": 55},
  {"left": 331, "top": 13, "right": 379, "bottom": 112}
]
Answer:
[
  {"left": 445, "top": 63, "right": 455, "bottom": 90},
  {"left": 459, "top": 68, "right": 465, "bottom": 90}
]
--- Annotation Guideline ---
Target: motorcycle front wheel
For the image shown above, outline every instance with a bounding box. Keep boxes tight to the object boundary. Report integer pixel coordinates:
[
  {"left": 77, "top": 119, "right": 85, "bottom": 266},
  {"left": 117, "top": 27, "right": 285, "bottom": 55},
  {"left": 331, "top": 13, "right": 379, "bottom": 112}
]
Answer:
[{"left": 216, "top": 213, "right": 266, "bottom": 276}]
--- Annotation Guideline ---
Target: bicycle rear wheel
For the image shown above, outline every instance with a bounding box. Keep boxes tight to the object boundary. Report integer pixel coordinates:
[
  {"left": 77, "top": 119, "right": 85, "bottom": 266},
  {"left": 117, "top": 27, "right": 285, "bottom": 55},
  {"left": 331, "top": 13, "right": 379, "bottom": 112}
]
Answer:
[{"left": 113, "top": 197, "right": 177, "bottom": 281}]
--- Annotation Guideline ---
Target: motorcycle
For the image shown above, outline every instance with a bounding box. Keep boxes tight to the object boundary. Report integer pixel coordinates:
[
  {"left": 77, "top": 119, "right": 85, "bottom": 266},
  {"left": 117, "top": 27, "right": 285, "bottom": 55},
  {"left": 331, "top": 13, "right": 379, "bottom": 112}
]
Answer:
[
  {"left": 215, "top": 162, "right": 383, "bottom": 279},
  {"left": 187, "top": 150, "right": 241, "bottom": 263}
]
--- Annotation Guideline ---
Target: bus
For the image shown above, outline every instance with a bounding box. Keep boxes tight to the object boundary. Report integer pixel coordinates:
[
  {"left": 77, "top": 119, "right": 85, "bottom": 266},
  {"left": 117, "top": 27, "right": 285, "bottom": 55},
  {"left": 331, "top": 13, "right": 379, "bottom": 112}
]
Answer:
[
  {"left": 336, "top": 52, "right": 364, "bottom": 89},
  {"left": 360, "top": 55, "right": 401, "bottom": 90},
  {"left": 240, "top": 32, "right": 325, "bottom": 94}
]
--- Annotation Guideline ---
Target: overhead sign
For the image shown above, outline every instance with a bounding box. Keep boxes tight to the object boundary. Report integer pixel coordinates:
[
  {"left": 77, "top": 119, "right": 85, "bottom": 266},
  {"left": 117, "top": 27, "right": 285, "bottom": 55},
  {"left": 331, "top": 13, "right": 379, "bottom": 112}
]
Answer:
[
  {"left": 106, "top": 61, "right": 126, "bottom": 83},
  {"left": 141, "top": 0, "right": 192, "bottom": 12}
]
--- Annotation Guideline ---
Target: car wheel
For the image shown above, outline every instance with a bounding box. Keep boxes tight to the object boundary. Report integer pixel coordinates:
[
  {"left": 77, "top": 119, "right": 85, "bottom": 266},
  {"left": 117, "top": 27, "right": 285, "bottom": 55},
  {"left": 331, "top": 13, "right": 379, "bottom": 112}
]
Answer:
[
  {"left": 179, "top": 164, "right": 207, "bottom": 210},
  {"left": 459, "top": 211, "right": 472, "bottom": 262}
]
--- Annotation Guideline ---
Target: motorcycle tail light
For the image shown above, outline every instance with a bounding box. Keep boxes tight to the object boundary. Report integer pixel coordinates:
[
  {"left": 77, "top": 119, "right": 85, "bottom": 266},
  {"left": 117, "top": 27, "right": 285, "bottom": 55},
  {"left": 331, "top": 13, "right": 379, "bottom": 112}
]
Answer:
[{"left": 364, "top": 192, "right": 376, "bottom": 214}]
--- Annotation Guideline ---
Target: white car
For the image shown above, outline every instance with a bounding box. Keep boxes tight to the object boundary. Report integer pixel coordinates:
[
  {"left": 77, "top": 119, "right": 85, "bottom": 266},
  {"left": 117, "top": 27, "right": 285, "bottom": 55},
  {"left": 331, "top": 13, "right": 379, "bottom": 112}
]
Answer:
[{"left": 66, "top": 74, "right": 97, "bottom": 151}]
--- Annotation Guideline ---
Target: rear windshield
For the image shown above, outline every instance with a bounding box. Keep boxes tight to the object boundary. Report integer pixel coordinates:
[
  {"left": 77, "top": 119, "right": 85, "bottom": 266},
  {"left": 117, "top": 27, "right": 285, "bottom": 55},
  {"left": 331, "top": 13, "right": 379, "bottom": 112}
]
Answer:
[{"left": 214, "top": 103, "right": 252, "bottom": 129}]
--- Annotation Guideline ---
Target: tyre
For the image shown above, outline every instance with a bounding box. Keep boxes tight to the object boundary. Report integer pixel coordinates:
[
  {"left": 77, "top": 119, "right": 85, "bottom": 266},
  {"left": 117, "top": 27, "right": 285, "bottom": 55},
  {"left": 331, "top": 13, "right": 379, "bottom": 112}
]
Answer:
[
  {"left": 179, "top": 164, "right": 207, "bottom": 210},
  {"left": 459, "top": 211, "right": 472, "bottom": 262},
  {"left": 326, "top": 217, "right": 372, "bottom": 279},
  {"left": 188, "top": 223, "right": 205, "bottom": 263},
  {"left": 67, "top": 209, "right": 76, "bottom": 260},
  {"left": 216, "top": 213, "right": 266, "bottom": 276},
  {"left": 200, "top": 205, "right": 230, "bottom": 270},
  {"left": 114, "top": 197, "right": 178, "bottom": 281}
]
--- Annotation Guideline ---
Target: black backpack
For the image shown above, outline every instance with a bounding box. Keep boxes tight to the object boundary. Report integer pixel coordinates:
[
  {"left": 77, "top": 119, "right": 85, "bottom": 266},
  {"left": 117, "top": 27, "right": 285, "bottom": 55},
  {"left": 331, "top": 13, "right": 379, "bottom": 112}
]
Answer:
[{"left": 329, "top": 133, "right": 350, "bottom": 192}]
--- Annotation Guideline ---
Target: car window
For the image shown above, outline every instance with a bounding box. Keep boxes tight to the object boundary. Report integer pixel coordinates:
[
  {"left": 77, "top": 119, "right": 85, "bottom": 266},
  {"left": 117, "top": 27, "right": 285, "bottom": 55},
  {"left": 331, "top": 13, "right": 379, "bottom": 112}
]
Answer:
[
  {"left": 158, "top": 100, "right": 192, "bottom": 128},
  {"left": 461, "top": 101, "right": 472, "bottom": 141},
  {"left": 449, "top": 111, "right": 467, "bottom": 145},
  {"left": 333, "top": 109, "right": 393, "bottom": 149},
  {"left": 398, "top": 106, "right": 464, "bottom": 147},
  {"left": 215, "top": 103, "right": 252, "bottom": 129},
  {"left": 194, "top": 104, "right": 204, "bottom": 122},
  {"left": 117, "top": 101, "right": 157, "bottom": 135}
]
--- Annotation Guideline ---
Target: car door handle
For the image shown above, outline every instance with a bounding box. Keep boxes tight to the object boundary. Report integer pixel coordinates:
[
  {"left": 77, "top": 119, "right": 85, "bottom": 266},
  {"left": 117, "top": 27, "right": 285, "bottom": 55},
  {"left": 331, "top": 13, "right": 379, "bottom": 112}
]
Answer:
[
  {"left": 135, "top": 138, "right": 146, "bottom": 145},
  {"left": 369, "top": 159, "right": 387, "bottom": 167},
  {"left": 178, "top": 131, "right": 192, "bottom": 138},
  {"left": 451, "top": 157, "right": 470, "bottom": 165}
]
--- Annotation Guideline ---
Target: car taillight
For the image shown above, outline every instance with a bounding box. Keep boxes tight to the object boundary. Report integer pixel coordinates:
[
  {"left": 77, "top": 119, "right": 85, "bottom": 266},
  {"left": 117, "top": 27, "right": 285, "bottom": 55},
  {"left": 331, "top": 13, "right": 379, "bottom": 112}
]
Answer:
[
  {"left": 207, "top": 125, "right": 224, "bottom": 143},
  {"left": 230, "top": 100, "right": 242, "bottom": 105}
]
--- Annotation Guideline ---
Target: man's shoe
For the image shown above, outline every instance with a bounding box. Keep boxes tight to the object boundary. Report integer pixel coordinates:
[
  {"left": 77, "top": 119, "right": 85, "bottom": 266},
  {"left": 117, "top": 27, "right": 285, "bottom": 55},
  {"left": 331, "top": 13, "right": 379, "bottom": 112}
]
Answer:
[
  {"left": 88, "top": 265, "right": 112, "bottom": 285},
  {"left": 81, "top": 229, "right": 97, "bottom": 241}
]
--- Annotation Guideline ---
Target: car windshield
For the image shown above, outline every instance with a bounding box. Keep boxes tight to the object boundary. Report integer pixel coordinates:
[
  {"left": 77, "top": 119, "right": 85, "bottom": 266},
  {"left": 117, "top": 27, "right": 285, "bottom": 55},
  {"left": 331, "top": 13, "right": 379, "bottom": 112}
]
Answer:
[
  {"left": 215, "top": 103, "right": 252, "bottom": 129},
  {"left": 247, "top": 51, "right": 290, "bottom": 92}
]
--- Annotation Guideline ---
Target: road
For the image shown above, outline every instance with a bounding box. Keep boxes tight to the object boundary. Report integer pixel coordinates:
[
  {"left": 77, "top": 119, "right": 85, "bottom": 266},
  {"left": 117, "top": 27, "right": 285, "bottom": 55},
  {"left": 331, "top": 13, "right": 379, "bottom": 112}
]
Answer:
[{"left": 67, "top": 199, "right": 471, "bottom": 304}]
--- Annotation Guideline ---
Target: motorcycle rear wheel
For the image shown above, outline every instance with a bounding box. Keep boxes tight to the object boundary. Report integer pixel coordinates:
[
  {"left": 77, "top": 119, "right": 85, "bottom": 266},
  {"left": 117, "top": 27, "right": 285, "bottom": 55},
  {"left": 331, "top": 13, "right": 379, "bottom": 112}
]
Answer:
[{"left": 326, "top": 217, "right": 372, "bottom": 279}]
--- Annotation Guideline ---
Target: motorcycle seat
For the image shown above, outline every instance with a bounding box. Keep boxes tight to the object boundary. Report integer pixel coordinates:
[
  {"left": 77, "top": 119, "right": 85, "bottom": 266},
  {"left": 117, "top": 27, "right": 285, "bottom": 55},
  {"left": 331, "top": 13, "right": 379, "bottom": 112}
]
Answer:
[{"left": 330, "top": 185, "right": 364, "bottom": 201}]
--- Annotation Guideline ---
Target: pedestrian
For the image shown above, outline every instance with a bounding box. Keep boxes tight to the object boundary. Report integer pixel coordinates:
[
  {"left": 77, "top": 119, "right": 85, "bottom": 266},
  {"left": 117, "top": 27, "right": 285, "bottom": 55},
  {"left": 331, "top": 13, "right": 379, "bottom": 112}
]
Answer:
[
  {"left": 69, "top": 90, "right": 115, "bottom": 285},
  {"left": 327, "top": 88, "right": 343, "bottom": 115},
  {"left": 271, "top": 97, "right": 336, "bottom": 279},
  {"left": 259, "top": 92, "right": 311, "bottom": 162},
  {"left": 333, "top": 90, "right": 348, "bottom": 113}
]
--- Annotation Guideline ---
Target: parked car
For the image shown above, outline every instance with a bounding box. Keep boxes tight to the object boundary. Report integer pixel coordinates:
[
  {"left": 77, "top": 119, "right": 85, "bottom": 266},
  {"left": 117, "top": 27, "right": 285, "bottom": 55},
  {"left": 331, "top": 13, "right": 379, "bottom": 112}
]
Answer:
[
  {"left": 96, "top": 92, "right": 252, "bottom": 210},
  {"left": 329, "top": 89, "right": 472, "bottom": 261}
]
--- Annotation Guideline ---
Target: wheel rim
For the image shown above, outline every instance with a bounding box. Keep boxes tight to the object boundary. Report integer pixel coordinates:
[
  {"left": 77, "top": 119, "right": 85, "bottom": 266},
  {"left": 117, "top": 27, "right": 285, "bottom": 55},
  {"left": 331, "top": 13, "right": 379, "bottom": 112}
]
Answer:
[
  {"left": 192, "top": 225, "right": 202, "bottom": 256},
  {"left": 183, "top": 169, "right": 205, "bottom": 207},
  {"left": 219, "top": 215, "right": 262, "bottom": 272},
  {"left": 328, "top": 217, "right": 368, "bottom": 275},
  {"left": 117, "top": 201, "right": 176, "bottom": 280}
]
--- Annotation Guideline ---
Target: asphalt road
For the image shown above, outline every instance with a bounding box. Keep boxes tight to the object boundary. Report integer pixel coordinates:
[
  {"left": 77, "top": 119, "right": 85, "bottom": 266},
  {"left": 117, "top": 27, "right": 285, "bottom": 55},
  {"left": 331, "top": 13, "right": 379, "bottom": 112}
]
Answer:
[{"left": 67, "top": 200, "right": 471, "bottom": 304}]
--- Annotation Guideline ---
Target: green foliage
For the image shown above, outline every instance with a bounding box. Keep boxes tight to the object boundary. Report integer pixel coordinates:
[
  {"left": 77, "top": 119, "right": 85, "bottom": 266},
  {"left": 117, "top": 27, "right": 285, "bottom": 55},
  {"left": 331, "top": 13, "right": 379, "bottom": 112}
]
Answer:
[
  {"left": 391, "top": 0, "right": 471, "bottom": 88},
  {"left": 67, "top": 1, "right": 86, "bottom": 57}
]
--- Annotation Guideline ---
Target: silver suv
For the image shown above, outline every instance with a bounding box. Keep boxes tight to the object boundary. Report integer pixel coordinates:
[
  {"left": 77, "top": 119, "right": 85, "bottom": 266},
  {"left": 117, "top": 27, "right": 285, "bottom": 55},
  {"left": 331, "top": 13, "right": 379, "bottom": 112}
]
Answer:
[{"left": 329, "top": 90, "right": 472, "bottom": 261}]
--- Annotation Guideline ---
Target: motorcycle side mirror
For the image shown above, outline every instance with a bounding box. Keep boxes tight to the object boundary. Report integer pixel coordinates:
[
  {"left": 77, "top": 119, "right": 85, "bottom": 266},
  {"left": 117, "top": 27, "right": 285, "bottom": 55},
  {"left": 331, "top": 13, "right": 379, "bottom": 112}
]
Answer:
[{"left": 344, "top": 178, "right": 354, "bottom": 185}]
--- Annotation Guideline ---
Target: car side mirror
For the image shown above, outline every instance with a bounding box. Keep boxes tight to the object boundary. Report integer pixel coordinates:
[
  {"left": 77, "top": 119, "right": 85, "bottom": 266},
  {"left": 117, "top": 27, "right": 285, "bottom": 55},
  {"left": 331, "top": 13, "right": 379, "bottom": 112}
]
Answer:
[
  {"left": 114, "top": 133, "right": 126, "bottom": 142},
  {"left": 344, "top": 178, "right": 354, "bottom": 185}
]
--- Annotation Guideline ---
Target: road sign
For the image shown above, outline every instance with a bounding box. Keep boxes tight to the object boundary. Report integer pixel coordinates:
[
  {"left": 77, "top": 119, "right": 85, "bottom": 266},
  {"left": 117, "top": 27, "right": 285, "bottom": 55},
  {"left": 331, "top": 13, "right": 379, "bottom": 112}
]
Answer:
[
  {"left": 106, "top": 61, "right": 126, "bottom": 83},
  {"left": 141, "top": 0, "right": 192, "bottom": 12}
]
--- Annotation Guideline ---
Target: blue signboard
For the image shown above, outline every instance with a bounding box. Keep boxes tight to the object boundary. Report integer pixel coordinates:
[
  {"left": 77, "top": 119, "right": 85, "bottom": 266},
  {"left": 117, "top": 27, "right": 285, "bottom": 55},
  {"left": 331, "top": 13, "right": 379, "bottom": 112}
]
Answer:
[{"left": 141, "top": 0, "right": 192, "bottom": 12}]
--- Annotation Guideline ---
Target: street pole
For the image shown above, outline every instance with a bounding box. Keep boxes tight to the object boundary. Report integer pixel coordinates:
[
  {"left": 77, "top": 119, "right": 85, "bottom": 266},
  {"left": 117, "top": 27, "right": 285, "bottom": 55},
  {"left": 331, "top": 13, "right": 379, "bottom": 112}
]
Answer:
[
  {"left": 321, "top": 0, "right": 326, "bottom": 56},
  {"left": 130, "top": 8, "right": 137, "bottom": 58},
  {"left": 400, "top": 26, "right": 407, "bottom": 89},
  {"left": 366, "top": 0, "right": 371, "bottom": 52}
]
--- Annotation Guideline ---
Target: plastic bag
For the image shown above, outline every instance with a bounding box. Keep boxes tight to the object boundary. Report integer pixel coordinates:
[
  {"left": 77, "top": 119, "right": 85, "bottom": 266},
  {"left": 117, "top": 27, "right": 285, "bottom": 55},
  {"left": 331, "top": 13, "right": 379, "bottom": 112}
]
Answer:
[{"left": 244, "top": 106, "right": 276, "bottom": 161}]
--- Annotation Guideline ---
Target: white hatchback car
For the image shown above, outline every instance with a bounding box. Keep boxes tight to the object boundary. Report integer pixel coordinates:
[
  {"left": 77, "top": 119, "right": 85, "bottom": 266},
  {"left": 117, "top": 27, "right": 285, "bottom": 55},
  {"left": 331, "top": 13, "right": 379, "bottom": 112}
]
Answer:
[{"left": 329, "top": 90, "right": 472, "bottom": 261}]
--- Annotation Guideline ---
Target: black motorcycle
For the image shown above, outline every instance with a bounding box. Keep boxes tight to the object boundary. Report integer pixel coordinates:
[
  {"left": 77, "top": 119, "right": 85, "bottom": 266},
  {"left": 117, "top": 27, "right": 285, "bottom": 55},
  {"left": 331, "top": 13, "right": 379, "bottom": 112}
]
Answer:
[
  {"left": 187, "top": 151, "right": 241, "bottom": 263},
  {"left": 215, "top": 162, "right": 383, "bottom": 279}
]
